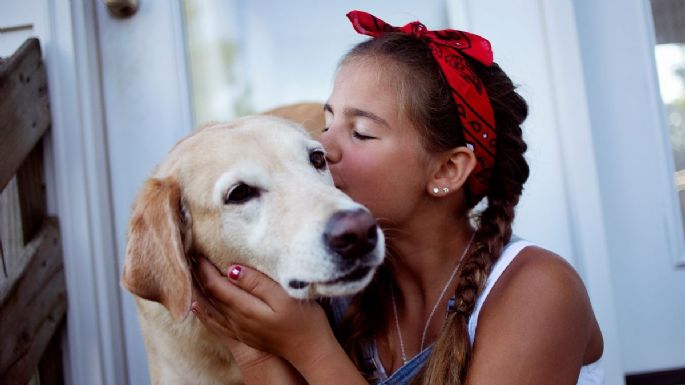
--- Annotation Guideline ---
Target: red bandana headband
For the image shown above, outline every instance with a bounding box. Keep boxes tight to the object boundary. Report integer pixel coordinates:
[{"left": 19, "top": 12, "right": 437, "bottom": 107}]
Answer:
[{"left": 346, "top": 10, "right": 496, "bottom": 198}]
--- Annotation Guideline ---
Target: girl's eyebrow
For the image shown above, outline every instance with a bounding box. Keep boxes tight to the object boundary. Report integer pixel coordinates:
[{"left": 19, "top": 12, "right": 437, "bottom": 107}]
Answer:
[{"left": 324, "top": 103, "right": 390, "bottom": 128}]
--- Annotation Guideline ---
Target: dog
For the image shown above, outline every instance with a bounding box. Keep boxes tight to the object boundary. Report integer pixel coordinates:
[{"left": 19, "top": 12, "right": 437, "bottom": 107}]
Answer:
[{"left": 121, "top": 104, "right": 385, "bottom": 385}]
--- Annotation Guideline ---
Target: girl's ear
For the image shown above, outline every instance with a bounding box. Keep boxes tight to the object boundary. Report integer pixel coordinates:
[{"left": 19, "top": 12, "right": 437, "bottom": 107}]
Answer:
[{"left": 427, "top": 147, "right": 477, "bottom": 196}]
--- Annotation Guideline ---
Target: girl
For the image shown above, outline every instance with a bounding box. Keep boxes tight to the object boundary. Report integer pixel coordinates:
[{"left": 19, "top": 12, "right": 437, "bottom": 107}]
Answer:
[{"left": 192, "top": 10, "right": 604, "bottom": 385}]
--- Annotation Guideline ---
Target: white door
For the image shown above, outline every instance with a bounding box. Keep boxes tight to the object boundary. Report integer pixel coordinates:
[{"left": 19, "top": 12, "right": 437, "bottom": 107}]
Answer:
[{"left": 92, "top": 1, "right": 623, "bottom": 384}]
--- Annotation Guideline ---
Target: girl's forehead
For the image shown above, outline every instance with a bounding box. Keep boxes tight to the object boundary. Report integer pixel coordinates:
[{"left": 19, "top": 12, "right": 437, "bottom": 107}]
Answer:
[
  {"left": 332, "top": 60, "right": 400, "bottom": 104},
  {"left": 337, "top": 58, "right": 396, "bottom": 82},
  {"left": 329, "top": 63, "right": 418, "bottom": 136}
]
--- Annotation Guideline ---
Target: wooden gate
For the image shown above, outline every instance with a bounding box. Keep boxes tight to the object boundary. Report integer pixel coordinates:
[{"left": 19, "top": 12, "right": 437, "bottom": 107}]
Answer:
[{"left": 0, "top": 38, "right": 66, "bottom": 385}]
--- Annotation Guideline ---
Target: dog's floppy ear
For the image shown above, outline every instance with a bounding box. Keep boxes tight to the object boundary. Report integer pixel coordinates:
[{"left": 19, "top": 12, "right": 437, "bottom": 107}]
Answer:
[{"left": 122, "top": 177, "right": 192, "bottom": 321}]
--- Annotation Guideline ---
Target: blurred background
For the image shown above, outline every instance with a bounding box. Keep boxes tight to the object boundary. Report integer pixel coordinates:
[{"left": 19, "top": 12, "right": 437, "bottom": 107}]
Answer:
[{"left": 1, "top": 1, "right": 684, "bottom": 384}]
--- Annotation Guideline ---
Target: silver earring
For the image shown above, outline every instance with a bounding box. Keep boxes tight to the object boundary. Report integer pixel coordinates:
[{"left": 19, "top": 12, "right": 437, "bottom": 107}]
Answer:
[
  {"left": 442, "top": 187, "right": 450, "bottom": 193},
  {"left": 432, "top": 187, "right": 440, "bottom": 194}
]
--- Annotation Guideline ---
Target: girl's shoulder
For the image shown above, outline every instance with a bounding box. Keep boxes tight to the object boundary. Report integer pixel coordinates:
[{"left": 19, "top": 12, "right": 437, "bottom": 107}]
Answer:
[
  {"left": 487, "top": 244, "right": 591, "bottom": 317},
  {"left": 476, "top": 240, "right": 591, "bottom": 320},
  {"left": 519, "top": 245, "right": 587, "bottom": 292},
  {"left": 476, "top": 243, "right": 599, "bottom": 349},
  {"left": 465, "top": 245, "right": 602, "bottom": 382}
]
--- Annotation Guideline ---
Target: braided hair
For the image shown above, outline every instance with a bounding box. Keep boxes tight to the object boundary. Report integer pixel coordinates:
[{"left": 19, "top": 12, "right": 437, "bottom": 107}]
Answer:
[{"left": 334, "top": 32, "right": 529, "bottom": 385}]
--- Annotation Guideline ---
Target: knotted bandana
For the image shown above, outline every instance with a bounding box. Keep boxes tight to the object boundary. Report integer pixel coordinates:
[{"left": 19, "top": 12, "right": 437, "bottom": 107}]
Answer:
[{"left": 347, "top": 10, "right": 496, "bottom": 198}]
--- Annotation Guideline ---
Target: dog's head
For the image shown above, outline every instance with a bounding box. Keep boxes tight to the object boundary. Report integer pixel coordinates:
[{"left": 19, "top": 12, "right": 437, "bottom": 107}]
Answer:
[{"left": 122, "top": 115, "right": 385, "bottom": 320}]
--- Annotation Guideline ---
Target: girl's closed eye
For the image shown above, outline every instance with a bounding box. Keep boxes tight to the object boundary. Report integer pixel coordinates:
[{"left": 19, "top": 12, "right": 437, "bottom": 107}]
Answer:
[{"left": 353, "top": 131, "right": 377, "bottom": 140}]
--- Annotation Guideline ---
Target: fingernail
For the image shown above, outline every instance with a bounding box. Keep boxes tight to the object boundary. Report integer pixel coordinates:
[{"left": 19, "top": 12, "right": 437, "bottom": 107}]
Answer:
[{"left": 228, "top": 265, "right": 242, "bottom": 280}]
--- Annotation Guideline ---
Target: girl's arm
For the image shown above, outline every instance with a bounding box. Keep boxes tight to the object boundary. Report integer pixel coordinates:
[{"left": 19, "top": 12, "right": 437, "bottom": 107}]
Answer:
[
  {"left": 195, "top": 257, "right": 369, "bottom": 385},
  {"left": 191, "top": 290, "right": 307, "bottom": 385},
  {"left": 464, "top": 247, "right": 603, "bottom": 385}
]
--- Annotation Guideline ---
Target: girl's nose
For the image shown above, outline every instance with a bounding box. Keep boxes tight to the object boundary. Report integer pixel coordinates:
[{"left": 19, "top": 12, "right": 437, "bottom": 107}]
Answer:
[{"left": 319, "top": 127, "right": 341, "bottom": 164}]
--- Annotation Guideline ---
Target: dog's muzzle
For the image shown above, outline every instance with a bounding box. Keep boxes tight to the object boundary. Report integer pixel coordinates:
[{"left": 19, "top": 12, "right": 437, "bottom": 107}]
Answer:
[{"left": 287, "top": 208, "right": 382, "bottom": 292}]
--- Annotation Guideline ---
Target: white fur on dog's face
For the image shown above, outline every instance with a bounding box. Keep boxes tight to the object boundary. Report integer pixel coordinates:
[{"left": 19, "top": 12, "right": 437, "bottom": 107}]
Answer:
[{"left": 155, "top": 116, "right": 385, "bottom": 299}]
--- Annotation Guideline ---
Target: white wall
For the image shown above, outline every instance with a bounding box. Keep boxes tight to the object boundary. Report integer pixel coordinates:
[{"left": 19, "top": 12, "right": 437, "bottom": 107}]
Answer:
[{"left": 574, "top": 0, "right": 685, "bottom": 374}]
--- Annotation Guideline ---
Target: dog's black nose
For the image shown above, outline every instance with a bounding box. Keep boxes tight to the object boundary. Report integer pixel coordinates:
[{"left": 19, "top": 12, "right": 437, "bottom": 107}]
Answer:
[{"left": 324, "top": 209, "right": 378, "bottom": 260}]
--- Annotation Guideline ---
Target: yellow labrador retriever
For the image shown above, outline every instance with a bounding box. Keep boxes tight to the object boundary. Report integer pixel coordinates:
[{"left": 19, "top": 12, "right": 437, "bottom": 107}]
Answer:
[{"left": 121, "top": 104, "right": 385, "bottom": 385}]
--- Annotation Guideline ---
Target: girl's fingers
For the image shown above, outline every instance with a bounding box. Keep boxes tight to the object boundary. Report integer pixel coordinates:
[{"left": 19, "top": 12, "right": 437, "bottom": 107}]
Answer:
[
  {"left": 224, "top": 264, "right": 291, "bottom": 310},
  {"left": 193, "top": 256, "right": 327, "bottom": 357},
  {"left": 196, "top": 256, "right": 272, "bottom": 316}
]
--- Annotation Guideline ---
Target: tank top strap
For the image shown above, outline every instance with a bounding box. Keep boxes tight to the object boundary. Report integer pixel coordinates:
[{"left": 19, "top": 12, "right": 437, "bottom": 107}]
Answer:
[{"left": 467, "top": 236, "right": 535, "bottom": 346}]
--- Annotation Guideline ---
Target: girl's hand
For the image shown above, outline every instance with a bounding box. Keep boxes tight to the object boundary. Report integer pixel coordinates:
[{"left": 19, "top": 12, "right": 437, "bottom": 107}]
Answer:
[
  {"left": 194, "top": 257, "right": 370, "bottom": 385},
  {"left": 193, "top": 294, "right": 307, "bottom": 385},
  {"left": 194, "top": 256, "right": 334, "bottom": 365},
  {"left": 191, "top": 285, "right": 273, "bottom": 369}
]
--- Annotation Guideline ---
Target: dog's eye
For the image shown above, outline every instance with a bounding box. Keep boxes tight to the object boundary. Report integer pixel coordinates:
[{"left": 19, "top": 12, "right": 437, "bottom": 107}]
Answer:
[
  {"left": 225, "top": 183, "right": 260, "bottom": 204},
  {"left": 309, "top": 150, "right": 327, "bottom": 170}
]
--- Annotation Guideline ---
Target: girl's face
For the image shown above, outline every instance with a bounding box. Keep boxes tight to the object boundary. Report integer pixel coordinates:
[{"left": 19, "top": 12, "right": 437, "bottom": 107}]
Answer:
[{"left": 321, "top": 59, "right": 434, "bottom": 226}]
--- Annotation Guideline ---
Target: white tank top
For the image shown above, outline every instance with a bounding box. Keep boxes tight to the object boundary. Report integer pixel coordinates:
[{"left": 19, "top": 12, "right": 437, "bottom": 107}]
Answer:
[{"left": 467, "top": 237, "right": 604, "bottom": 385}]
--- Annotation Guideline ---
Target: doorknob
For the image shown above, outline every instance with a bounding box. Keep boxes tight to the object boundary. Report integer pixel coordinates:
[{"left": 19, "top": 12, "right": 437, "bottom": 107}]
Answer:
[{"left": 105, "top": 0, "right": 139, "bottom": 18}]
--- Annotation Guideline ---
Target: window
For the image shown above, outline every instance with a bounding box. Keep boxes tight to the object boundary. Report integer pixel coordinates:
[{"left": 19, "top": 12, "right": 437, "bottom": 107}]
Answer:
[
  {"left": 651, "top": 0, "right": 685, "bottom": 239},
  {"left": 181, "top": 0, "right": 448, "bottom": 126}
]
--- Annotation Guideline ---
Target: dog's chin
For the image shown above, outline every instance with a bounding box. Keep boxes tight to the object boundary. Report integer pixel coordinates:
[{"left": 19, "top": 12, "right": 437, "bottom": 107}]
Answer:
[
  {"left": 314, "top": 272, "right": 375, "bottom": 297},
  {"left": 283, "top": 265, "right": 378, "bottom": 299}
]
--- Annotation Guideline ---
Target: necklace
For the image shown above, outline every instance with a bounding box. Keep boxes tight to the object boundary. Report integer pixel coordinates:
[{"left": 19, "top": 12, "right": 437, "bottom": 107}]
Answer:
[{"left": 390, "top": 233, "right": 474, "bottom": 364}]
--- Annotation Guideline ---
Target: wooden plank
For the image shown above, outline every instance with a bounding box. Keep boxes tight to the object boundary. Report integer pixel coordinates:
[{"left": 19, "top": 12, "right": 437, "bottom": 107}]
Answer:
[
  {"left": 0, "top": 178, "right": 24, "bottom": 280},
  {"left": 38, "top": 321, "right": 65, "bottom": 385},
  {"left": 0, "top": 218, "right": 66, "bottom": 385},
  {"left": 16, "top": 140, "right": 46, "bottom": 244},
  {"left": 0, "top": 38, "right": 50, "bottom": 191},
  {"left": 1, "top": 237, "right": 5, "bottom": 279}
]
